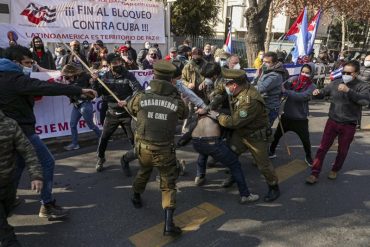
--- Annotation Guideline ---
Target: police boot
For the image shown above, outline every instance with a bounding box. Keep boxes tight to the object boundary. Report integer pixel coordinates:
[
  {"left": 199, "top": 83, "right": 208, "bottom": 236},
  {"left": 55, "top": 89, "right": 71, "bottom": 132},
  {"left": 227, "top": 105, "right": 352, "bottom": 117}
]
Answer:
[
  {"left": 163, "top": 208, "right": 182, "bottom": 236},
  {"left": 120, "top": 156, "right": 132, "bottom": 177},
  {"left": 131, "top": 193, "right": 142, "bottom": 208},
  {"left": 264, "top": 184, "right": 280, "bottom": 202}
]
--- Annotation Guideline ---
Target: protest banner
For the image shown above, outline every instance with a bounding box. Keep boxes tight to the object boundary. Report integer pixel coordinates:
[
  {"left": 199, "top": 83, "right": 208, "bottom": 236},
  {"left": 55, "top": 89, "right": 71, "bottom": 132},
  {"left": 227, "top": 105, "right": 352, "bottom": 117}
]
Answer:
[{"left": 10, "top": 0, "right": 165, "bottom": 44}]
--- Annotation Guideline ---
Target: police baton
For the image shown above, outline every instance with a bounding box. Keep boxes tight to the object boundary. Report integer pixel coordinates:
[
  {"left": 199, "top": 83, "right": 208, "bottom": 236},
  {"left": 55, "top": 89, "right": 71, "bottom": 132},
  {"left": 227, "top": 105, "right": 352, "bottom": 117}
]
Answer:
[{"left": 60, "top": 41, "right": 137, "bottom": 121}]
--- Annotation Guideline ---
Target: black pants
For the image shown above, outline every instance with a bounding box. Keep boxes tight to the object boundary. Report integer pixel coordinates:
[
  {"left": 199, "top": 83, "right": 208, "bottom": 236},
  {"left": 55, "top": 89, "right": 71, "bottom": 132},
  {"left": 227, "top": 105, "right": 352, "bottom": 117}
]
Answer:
[
  {"left": 97, "top": 112, "right": 134, "bottom": 159},
  {"left": 99, "top": 100, "right": 108, "bottom": 125},
  {"left": 0, "top": 183, "right": 20, "bottom": 247},
  {"left": 270, "top": 115, "right": 312, "bottom": 159}
]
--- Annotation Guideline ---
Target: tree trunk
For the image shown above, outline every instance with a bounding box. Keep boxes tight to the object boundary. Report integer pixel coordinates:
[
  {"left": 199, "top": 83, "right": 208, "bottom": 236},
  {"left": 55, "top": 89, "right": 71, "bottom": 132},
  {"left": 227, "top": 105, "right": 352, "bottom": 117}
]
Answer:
[
  {"left": 264, "top": 1, "right": 274, "bottom": 52},
  {"left": 245, "top": 0, "right": 272, "bottom": 67},
  {"left": 341, "top": 14, "right": 346, "bottom": 52}
]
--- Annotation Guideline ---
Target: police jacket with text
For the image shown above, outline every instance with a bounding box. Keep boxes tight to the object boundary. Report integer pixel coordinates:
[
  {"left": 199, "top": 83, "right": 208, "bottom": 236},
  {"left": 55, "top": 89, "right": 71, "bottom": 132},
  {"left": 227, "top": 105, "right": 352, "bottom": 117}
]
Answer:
[
  {"left": 94, "top": 67, "right": 142, "bottom": 117},
  {"left": 127, "top": 79, "right": 188, "bottom": 144}
]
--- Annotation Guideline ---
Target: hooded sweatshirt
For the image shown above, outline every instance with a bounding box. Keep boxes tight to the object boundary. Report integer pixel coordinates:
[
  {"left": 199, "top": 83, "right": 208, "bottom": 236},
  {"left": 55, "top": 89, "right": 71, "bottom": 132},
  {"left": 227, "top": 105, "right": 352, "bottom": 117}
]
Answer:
[
  {"left": 282, "top": 63, "right": 316, "bottom": 120},
  {"left": 0, "top": 58, "right": 82, "bottom": 135},
  {"left": 256, "top": 62, "right": 288, "bottom": 110}
]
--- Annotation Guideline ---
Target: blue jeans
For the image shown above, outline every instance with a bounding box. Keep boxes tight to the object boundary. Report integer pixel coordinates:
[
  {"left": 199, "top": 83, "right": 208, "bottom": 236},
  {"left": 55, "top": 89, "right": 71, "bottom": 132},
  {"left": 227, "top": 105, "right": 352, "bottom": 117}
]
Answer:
[
  {"left": 268, "top": 107, "right": 279, "bottom": 127},
  {"left": 192, "top": 137, "right": 250, "bottom": 197},
  {"left": 16, "top": 134, "right": 54, "bottom": 204},
  {"left": 70, "top": 101, "right": 101, "bottom": 145}
]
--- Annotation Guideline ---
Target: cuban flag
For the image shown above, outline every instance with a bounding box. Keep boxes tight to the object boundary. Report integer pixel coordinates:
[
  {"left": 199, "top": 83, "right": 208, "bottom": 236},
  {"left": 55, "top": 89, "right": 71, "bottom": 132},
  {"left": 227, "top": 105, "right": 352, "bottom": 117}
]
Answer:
[
  {"left": 307, "top": 9, "right": 322, "bottom": 55},
  {"left": 286, "top": 8, "right": 308, "bottom": 64},
  {"left": 20, "top": 3, "right": 56, "bottom": 25},
  {"left": 330, "top": 67, "right": 343, "bottom": 81},
  {"left": 224, "top": 23, "right": 232, "bottom": 54}
]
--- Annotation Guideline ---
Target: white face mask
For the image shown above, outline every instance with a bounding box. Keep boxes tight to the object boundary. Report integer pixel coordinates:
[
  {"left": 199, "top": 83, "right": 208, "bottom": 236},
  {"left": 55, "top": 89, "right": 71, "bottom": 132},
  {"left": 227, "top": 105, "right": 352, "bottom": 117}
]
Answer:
[
  {"left": 145, "top": 43, "right": 150, "bottom": 49},
  {"left": 204, "top": 51, "right": 211, "bottom": 56},
  {"left": 215, "top": 57, "right": 220, "bottom": 63},
  {"left": 22, "top": 66, "right": 33, "bottom": 76},
  {"left": 220, "top": 60, "right": 227, "bottom": 67},
  {"left": 233, "top": 63, "right": 241, "bottom": 70},
  {"left": 259, "top": 55, "right": 264, "bottom": 59},
  {"left": 364, "top": 61, "right": 370, "bottom": 67},
  {"left": 342, "top": 74, "right": 353, "bottom": 84}
]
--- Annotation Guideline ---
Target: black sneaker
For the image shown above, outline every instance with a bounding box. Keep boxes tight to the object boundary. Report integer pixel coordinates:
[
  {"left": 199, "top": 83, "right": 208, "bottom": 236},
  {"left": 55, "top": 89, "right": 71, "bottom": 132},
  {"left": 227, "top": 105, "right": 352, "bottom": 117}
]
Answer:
[
  {"left": 120, "top": 156, "right": 132, "bottom": 177},
  {"left": 96, "top": 157, "right": 105, "bottom": 172},
  {"left": 131, "top": 193, "right": 142, "bottom": 208},
  {"left": 268, "top": 150, "right": 276, "bottom": 159},
  {"left": 39, "top": 200, "right": 69, "bottom": 221}
]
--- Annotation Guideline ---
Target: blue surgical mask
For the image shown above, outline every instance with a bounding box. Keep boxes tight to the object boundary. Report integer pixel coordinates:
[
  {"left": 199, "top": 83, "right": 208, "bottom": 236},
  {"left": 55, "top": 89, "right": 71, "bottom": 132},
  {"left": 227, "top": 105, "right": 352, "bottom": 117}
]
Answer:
[{"left": 23, "top": 66, "right": 32, "bottom": 76}]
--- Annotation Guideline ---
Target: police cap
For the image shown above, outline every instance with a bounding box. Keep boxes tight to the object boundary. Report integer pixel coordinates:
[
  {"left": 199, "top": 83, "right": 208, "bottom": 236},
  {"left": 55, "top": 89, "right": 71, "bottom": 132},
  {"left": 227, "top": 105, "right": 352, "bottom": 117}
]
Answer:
[
  {"left": 106, "top": 53, "right": 122, "bottom": 64},
  {"left": 153, "top": 60, "right": 176, "bottom": 77},
  {"left": 222, "top": 68, "right": 247, "bottom": 85}
]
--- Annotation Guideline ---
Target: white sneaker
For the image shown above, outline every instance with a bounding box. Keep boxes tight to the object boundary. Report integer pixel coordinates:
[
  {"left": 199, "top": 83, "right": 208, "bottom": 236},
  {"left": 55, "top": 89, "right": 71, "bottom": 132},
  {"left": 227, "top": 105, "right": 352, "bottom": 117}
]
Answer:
[{"left": 239, "top": 193, "right": 259, "bottom": 204}]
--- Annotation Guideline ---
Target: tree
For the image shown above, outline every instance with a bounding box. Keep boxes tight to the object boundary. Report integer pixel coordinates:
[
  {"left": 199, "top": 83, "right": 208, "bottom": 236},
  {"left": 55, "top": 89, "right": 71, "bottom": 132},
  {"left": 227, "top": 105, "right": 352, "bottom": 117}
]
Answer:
[
  {"left": 244, "top": 0, "right": 273, "bottom": 66},
  {"left": 170, "top": 0, "right": 221, "bottom": 38}
]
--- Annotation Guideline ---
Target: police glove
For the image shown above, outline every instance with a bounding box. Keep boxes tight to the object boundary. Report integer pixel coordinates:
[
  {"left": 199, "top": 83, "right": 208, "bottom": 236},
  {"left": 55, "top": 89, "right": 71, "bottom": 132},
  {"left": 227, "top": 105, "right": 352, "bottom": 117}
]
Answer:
[{"left": 208, "top": 110, "right": 220, "bottom": 120}]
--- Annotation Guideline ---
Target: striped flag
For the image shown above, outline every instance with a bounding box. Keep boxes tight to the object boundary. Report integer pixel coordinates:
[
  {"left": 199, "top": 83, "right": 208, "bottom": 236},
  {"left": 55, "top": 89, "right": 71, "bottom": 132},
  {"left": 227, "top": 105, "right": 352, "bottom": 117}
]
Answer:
[
  {"left": 224, "top": 23, "right": 232, "bottom": 54},
  {"left": 307, "top": 9, "right": 322, "bottom": 55},
  {"left": 330, "top": 67, "right": 343, "bottom": 81},
  {"left": 20, "top": 3, "right": 56, "bottom": 25}
]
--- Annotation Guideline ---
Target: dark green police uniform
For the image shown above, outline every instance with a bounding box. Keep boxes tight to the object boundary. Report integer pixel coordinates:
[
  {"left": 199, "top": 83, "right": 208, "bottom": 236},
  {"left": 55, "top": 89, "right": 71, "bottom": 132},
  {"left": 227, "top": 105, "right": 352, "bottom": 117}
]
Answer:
[
  {"left": 127, "top": 61, "right": 188, "bottom": 209},
  {"left": 216, "top": 68, "right": 279, "bottom": 186}
]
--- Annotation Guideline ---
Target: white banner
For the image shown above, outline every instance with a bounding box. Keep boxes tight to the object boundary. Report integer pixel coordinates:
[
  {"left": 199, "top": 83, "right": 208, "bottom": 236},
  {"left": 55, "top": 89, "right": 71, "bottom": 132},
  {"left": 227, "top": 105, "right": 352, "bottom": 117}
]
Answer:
[
  {"left": 32, "top": 70, "right": 154, "bottom": 139},
  {"left": 10, "top": 0, "right": 165, "bottom": 44}
]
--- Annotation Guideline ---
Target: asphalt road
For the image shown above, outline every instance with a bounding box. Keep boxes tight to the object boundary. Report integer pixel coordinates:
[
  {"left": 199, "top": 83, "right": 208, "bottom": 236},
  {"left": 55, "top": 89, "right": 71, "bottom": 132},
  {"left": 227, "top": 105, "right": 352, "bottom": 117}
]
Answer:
[{"left": 9, "top": 100, "right": 370, "bottom": 247}]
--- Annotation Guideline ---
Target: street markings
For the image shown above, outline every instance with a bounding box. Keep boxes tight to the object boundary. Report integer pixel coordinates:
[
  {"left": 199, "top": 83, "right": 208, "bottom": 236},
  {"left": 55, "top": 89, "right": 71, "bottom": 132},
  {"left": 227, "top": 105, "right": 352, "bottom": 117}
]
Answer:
[
  {"left": 275, "top": 159, "right": 308, "bottom": 183},
  {"left": 129, "top": 202, "right": 225, "bottom": 247}
]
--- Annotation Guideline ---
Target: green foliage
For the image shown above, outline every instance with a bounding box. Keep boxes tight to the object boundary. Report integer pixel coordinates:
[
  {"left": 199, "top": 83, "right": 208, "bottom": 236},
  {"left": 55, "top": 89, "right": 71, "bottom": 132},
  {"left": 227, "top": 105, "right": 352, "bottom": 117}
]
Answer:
[
  {"left": 171, "top": 0, "right": 221, "bottom": 37},
  {"left": 328, "top": 20, "right": 368, "bottom": 49}
]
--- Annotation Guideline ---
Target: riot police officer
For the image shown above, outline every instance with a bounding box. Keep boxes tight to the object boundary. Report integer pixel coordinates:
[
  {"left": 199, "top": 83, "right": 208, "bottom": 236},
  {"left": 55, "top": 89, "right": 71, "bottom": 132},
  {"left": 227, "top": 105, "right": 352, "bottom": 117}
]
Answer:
[
  {"left": 93, "top": 53, "right": 142, "bottom": 174},
  {"left": 126, "top": 60, "right": 188, "bottom": 236}
]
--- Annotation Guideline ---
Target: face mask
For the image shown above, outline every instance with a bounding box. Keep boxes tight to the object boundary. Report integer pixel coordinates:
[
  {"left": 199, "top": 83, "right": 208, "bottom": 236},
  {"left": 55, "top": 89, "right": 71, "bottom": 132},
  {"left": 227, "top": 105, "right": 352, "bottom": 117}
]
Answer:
[
  {"left": 339, "top": 56, "right": 345, "bottom": 60},
  {"left": 204, "top": 51, "right": 211, "bottom": 56},
  {"left": 22, "top": 66, "right": 32, "bottom": 76},
  {"left": 55, "top": 52, "right": 60, "bottom": 57},
  {"left": 73, "top": 46, "right": 80, "bottom": 52},
  {"left": 215, "top": 57, "right": 220, "bottom": 63},
  {"left": 259, "top": 55, "right": 264, "bottom": 59},
  {"left": 262, "top": 64, "right": 268, "bottom": 72},
  {"left": 225, "top": 86, "right": 234, "bottom": 96},
  {"left": 342, "top": 74, "right": 353, "bottom": 84},
  {"left": 300, "top": 72, "right": 310, "bottom": 78},
  {"left": 364, "top": 61, "right": 370, "bottom": 67},
  {"left": 112, "top": 65, "right": 123, "bottom": 74},
  {"left": 83, "top": 45, "right": 89, "bottom": 49},
  {"left": 145, "top": 44, "right": 150, "bottom": 49},
  {"left": 220, "top": 60, "right": 227, "bottom": 67},
  {"left": 233, "top": 63, "right": 241, "bottom": 70}
]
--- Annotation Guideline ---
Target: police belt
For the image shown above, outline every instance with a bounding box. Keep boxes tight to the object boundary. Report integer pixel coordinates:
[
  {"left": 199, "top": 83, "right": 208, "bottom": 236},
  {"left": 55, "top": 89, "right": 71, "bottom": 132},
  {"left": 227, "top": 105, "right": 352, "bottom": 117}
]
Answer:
[
  {"left": 247, "top": 127, "right": 272, "bottom": 141},
  {"left": 137, "top": 141, "right": 175, "bottom": 151}
]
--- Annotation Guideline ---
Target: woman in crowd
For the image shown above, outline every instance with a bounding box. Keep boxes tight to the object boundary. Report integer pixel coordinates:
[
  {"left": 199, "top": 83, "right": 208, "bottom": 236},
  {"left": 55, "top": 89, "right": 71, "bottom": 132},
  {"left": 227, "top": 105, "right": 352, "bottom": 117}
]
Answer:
[
  {"left": 269, "top": 63, "right": 317, "bottom": 166},
  {"left": 142, "top": 47, "right": 159, "bottom": 70}
]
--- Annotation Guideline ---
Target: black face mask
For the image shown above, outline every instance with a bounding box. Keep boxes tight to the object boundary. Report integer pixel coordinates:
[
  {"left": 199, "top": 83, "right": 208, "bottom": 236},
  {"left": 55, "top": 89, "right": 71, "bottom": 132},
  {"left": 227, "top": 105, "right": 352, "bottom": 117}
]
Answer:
[
  {"left": 73, "top": 46, "right": 80, "bottom": 52},
  {"left": 112, "top": 65, "right": 123, "bottom": 74},
  {"left": 194, "top": 58, "right": 202, "bottom": 65}
]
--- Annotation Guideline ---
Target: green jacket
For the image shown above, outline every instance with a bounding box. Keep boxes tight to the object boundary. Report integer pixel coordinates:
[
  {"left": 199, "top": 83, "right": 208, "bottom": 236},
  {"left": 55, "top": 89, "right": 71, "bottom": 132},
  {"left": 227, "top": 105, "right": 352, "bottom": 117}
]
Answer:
[{"left": 0, "top": 110, "right": 42, "bottom": 187}]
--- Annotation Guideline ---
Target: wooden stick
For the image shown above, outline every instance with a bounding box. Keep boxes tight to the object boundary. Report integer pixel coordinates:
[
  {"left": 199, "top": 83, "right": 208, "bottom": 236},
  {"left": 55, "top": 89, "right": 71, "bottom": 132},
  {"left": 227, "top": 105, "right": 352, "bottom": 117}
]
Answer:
[{"left": 277, "top": 115, "right": 291, "bottom": 156}]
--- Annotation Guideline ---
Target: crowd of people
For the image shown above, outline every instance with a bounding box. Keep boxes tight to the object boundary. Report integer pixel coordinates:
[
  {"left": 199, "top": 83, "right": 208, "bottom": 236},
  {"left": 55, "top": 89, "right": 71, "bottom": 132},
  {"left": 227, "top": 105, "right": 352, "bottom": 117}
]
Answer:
[{"left": 1, "top": 36, "right": 370, "bottom": 246}]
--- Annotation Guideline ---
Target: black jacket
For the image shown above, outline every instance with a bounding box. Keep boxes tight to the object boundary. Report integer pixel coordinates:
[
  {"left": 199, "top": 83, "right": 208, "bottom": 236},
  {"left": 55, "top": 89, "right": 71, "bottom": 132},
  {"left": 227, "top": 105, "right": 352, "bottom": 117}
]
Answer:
[
  {"left": 0, "top": 59, "right": 82, "bottom": 135},
  {"left": 127, "top": 47, "right": 137, "bottom": 62},
  {"left": 93, "top": 67, "right": 142, "bottom": 116},
  {"left": 31, "top": 48, "right": 56, "bottom": 70},
  {"left": 317, "top": 78, "right": 370, "bottom": 124}
]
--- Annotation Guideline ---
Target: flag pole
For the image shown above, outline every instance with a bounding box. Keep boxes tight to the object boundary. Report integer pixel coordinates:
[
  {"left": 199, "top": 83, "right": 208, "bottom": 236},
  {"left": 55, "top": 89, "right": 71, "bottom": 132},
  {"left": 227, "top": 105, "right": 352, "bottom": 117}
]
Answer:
[{"left": 60, "top": 40, "right": 136, "bottom": 120}]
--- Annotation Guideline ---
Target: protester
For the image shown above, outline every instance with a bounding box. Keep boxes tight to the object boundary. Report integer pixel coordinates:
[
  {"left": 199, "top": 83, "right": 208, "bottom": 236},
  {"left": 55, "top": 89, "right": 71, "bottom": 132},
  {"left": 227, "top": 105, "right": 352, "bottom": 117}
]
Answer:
[
  {"left": 182, "top": 39, "right": 192, "bottom": 54},
  {"left": 214, "top": 48, "right": 230, "bottom": 68},
  {"left": 81, "top": 40, "right": 90, "bottom": 59},
  {"left": 65, "top": 40, "right": 89, "bottom": 71},
  {"left": 255, "top": 51, "right": 288, "bottom": 126},
  {"left": 306, "top": 61, "right": 370, "bottom": 184},
  {"left": 93, "top": 53, "right": 142, "bottom": 173},
  {"left": 359, "top": 54, "right": 370, "bottom": 83},
  {"left": 0, "top": 110, "right": 43, "bottom": 247},
  {"left": 88, "top": 40, "right": 104, "bottom": 64},
  {"left": 0, "top": 45, "right": 97, "bottom": 220},
  {"left": 176, "top": 45, "right": 189, "bottom": 64},
  {"left": 30, "top": 36, "right": 56, "bottom": 70},
  {"left": 54, "top": 46, "right": 68, "bottom": 70},
  {"left": 152, "top": 43, "right": 162, "bottom": 60},
  {"left": 124, "top": 40, "right": 137, "bottom": 62},
  {"left": 127, "top": 60, "right": 188, "bottom": 236},
  {"left": 182, "top": 48, "right": 206, "bottom": 99},
  {"left": 253, "top": 50, "right": 264, "bottom": 69},
  {"left": 203, "top": 43, "right": 214, "bottom": 62},
  {"left": 118, "top": 45, "right": 139, "bottom": 70},
  {"left": 228, "top": 54, "right": 241, "bottom": 69},
  {"left": 61, "top": 64, "right": 101, "bottom": 151},
  {"left": 137, "top": 41, "right": 151, "bottom": 69},
  {"left": 269, "top": 63, "right": 317, "bottom": 166},
  {"left": 142, "top": 47, "right": 159, "bottom": 70},
  {"left": 167, "top": 47, "right": 178, "bottom": 61}
]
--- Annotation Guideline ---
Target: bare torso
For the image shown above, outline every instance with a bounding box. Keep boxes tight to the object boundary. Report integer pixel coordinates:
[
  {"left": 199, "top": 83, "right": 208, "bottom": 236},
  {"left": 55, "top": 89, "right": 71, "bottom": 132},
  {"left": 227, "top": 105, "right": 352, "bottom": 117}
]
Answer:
[{"left": 191, "top": 116, "right": 221, "bottom": 138}]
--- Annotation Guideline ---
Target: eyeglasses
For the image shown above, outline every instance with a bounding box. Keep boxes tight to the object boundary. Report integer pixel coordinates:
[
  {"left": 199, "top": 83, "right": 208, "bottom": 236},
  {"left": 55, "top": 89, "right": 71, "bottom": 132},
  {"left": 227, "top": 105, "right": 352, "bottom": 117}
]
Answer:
[{"left": 342, "top": 71, "right": 354, "bottom": 75}]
